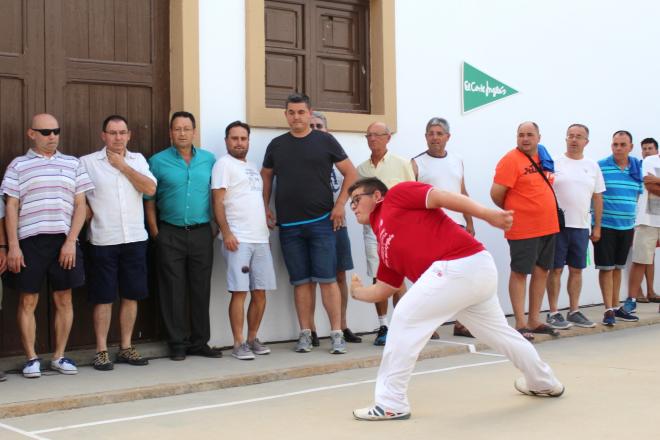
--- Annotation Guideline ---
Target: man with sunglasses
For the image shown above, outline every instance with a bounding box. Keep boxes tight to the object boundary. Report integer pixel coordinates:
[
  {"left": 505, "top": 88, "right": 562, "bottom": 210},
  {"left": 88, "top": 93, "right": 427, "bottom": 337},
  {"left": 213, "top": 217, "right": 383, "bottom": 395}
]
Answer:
[
  {"left": 307, "top": 111, "right": 361, "bottom": 346},
  {"left": 80, "top": 115, "right": 156, "bottom": 371},
  {"left": 356, "top": 122, "right": 414, "bottom": 346},
  {"left": 348, "top": 177, "right": 563, "bottom": 421},
  {"left": 2, "top": 113, "right": 94, "bottom": 378}
]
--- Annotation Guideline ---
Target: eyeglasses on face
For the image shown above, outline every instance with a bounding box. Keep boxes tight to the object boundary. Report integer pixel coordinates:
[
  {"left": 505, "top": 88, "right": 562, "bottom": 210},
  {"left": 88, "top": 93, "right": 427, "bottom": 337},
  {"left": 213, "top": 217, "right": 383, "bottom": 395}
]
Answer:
[
  {"left": 310, "top": 123, "right": 325, "bottom": 130},
  {"left": 365, "top": 133, "right": 388, "bottom": 139},
  {"left": 566, "top": 134, "right": 587, "bottom": 140},
  {"left": 350, "top": 192, "right": 374, "bottom": 208},
  {"left": 31, "top": 128, "right": 60, "bottom": 136},
  {"left": 104, "top": 130, "right": 129, "bottom": 136}
]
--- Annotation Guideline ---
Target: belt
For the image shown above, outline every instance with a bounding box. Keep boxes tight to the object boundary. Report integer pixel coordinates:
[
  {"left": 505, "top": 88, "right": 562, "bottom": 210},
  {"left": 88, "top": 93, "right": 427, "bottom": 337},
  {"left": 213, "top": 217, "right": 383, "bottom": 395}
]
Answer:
[{"left": 161, "top": 221, "right": 209, "bottom": 231}]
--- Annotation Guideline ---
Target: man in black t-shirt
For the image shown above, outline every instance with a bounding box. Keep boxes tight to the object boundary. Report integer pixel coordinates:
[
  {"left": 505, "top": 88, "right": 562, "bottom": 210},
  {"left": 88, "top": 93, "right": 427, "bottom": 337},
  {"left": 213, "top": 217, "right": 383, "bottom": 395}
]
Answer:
[{"left": 261, "top": 93, "right": 358, "bottom": 355}]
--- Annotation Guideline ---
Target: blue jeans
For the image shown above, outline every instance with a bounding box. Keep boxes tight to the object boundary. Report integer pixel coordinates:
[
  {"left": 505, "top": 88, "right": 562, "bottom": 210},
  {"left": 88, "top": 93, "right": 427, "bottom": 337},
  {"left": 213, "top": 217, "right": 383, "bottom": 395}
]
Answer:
[{"left": 279, "top": 218, "right": 337, "bottom": 285}]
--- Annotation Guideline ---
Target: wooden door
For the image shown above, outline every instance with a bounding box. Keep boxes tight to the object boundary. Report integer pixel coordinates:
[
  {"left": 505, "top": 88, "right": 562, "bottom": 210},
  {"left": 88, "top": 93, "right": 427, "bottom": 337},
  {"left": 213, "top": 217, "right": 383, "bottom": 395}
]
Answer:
[{"left": 0, "top": 0, "right": 170, "bottom": 356}]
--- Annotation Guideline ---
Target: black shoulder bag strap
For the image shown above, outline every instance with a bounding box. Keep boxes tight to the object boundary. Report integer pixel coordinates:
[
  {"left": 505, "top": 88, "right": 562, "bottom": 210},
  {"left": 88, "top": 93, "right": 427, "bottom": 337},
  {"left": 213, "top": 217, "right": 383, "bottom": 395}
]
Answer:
[{"left": 524, "top": 153, "right": 565, "bottom": 229}]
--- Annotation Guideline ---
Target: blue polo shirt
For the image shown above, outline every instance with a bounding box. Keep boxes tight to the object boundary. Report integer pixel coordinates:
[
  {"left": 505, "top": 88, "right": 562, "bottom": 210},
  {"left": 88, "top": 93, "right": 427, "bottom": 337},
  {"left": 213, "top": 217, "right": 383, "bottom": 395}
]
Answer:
[
  {"left": 146, "top": 146, "right": 215, "bottom": 226},
  {"left": 598, "top": 155, "right": 643, "bottom": 230}
]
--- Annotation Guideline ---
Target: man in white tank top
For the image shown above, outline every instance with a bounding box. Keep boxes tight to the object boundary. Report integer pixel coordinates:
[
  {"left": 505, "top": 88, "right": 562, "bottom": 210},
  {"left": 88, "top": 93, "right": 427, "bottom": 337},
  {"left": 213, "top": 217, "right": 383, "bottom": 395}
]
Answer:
[
  {"left": 411, "top": 117, "right": 474, "bottom": 234},
  {"left": 411, "top": 117, "right": 474, "bottom": 338}
]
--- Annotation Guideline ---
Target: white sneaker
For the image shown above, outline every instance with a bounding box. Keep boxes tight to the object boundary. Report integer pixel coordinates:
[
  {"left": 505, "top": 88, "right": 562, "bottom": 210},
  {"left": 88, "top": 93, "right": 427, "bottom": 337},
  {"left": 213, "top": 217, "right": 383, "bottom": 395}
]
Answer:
[
  {"left": 514, "top": 377, "right": 564, "bottom": 397},
  {"left": 22, "top": 358, "right": 41, "bottom": 378},
  {"left": 50, "top": 357, "right": 78, "bottom": 375},
  {"left": 353, "top": 404, "right": 411, "bottom": 421}
]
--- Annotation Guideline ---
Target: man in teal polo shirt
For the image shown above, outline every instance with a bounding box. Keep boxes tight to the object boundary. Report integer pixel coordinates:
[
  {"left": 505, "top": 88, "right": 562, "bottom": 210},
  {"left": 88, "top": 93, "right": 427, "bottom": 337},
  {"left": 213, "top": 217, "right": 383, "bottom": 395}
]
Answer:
[{"left": 145, "top": 111, "right": 221, "bottom": 360}]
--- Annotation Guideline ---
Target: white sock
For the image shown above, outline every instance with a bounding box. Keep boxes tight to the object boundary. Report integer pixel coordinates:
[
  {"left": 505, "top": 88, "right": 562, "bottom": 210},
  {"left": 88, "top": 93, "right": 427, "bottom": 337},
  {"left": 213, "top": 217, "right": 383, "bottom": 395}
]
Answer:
[{"left": 378, "top": 315, "right": 388, "bottom": 327}]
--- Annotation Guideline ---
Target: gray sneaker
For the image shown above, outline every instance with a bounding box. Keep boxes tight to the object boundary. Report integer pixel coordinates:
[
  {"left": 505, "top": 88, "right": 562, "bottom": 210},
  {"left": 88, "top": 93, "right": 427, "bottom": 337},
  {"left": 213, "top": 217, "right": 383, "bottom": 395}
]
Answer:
[
  {"left": 566, "top": 310, "right": 596, "bottom": 328},
  {"left": 249, "top": 338, "right": 271, "bottom": 355},
  {"left": 330, "top": 330, "right": 347, "bottom": 354},
  {"left": 295, "top": 330, "right": 313, "bottom": 353},
  {"left": 546, "top": 312, "right": 573, "bottom": 330},
  {"left": 231, "top": 342, "right": 255, "bottom": 360}
]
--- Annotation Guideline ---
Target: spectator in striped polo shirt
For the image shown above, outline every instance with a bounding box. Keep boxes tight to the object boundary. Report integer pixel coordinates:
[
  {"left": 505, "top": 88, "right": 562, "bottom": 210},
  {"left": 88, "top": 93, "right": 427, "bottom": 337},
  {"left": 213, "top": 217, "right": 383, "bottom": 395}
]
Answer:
[
  {"left": 1, "top": 113, "right": 94, "bottom": 379},
  {"left": 594, "top": 130, "right": 643, "bottom": 326}
]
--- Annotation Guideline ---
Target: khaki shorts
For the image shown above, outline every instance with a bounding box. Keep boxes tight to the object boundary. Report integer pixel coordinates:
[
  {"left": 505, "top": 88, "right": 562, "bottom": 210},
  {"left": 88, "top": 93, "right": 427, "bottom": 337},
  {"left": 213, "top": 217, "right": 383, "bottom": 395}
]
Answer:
[
  {"left": 631, "top": 225, "right": 660, "bottom": 264},
  {"left": 363, "top": 224, "right": 379, "bottom": 278}
]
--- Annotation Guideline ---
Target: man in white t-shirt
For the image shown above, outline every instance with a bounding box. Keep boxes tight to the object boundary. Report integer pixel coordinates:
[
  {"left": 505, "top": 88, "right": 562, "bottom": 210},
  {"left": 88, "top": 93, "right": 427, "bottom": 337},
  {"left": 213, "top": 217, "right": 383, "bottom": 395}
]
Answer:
[
  {"left": 545, "top": 124, "right": 605, "bottom": 329},
  {"left": 212, "top": 121, "right": 276, "bottom": 360},
  {"left": 627, "top": 143, "right": 660, "bottom": 311},
  {"left": 411, "top": 117, "right": 474, "bottom": 338}
]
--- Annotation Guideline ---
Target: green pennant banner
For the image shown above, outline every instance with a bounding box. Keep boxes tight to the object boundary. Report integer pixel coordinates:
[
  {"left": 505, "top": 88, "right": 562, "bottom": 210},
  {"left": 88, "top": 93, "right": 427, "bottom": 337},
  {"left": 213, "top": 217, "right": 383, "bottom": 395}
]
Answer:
[{"left": 462, "top": 62, "right": 518, "bottom": 113}]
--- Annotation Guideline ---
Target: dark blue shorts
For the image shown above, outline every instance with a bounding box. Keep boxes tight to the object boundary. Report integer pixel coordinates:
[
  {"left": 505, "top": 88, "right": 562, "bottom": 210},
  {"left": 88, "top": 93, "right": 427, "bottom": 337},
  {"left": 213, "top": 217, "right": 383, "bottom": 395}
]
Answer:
[
  {"left": 553, "top": 227, "right": 590, "bottom": 269},
  {"left": 279, "top": 218, "right": 337, "bottom": 285},
  {"left": 335, "top": 226, "right": 354, "bottom": 272},
  {"left": 87, "top": 240, "right": 149, "bottom": 304},
  {"left": 4, "top": 234, "right": 85, "bottom": 293}
]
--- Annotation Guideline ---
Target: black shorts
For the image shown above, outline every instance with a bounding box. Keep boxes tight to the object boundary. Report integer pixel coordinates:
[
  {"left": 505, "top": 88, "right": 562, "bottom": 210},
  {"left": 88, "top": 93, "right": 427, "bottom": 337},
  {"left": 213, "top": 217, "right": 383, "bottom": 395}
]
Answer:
[
  {"left": 4, "top": 234, "right": 85, "bottom": 293},
  {"left": 593, "top": 227, "right": 634, "bottom": 270},
  {"left": 87, "top": 240, "right": 149, "bottom": 304},
  {"left": 508, "top": 234, "right": 556, "bottom": 274}
]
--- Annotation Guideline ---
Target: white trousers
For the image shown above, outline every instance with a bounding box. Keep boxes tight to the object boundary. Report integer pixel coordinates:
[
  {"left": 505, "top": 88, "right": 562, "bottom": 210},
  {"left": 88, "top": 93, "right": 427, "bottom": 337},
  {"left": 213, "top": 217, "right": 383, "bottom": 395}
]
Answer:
[{"left": 374, "top": 250, "right": 560, "bottom": 413}]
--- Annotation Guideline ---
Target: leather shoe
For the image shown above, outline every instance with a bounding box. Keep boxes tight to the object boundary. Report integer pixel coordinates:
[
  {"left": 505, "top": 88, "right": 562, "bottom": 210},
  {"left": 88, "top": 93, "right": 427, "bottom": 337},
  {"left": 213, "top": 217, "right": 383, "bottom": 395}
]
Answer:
[
  {"left": 170, "top": 348, "right": 186, "bottom": 361},
  {"left": 188, "top": 344, "right": 223, "bottom": 358},
  {"left": 343, "top": 328, "right": 362, "bottom": 343}
]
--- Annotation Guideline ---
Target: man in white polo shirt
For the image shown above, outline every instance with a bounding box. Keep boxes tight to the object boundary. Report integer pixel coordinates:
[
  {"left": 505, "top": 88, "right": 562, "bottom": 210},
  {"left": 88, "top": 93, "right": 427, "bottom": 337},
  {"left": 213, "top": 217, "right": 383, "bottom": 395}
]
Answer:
[
  {"left": 81, "top": 115, "right": 156, "bottom": 371},
  {"left": 2, "top": 113, "right": 94, "bottom": 378},
  {"left": 212, "top": 121, "right": 276, "bottom": 360},
  {"left": 545, "top": 124, "right": 604, "bottom": 329}
]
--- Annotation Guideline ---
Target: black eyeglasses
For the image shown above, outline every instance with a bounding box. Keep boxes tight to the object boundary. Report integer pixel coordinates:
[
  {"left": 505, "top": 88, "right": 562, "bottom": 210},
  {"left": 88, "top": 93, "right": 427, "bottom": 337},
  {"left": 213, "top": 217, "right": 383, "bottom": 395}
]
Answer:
[
  {"left": 350, "top": 192, "right": 374, "bottom": 208},
  {"left": 31, "top": 128, "right": 60, "bottom": 136},
  {"left": 310, "top": 123, "right": 325, "bottom": 130}
]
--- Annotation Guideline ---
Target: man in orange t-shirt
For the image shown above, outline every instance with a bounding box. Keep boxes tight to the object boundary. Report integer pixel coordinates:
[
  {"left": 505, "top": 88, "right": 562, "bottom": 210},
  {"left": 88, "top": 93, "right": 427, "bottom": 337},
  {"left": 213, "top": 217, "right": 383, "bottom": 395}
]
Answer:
[{"left": 491, "top": 121, "right": 559, "bottom": 340}]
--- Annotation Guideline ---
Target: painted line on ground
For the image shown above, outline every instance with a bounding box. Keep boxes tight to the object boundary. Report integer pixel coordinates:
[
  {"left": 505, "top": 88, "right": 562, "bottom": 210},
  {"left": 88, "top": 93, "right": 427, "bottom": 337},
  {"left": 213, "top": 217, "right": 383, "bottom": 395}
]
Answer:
[
  {"left": 0, "top": 421, "right": 50, "bottom": 440},
  {"left": 30, "top": 359, "right": 509, "bottom": 435},
  {"left": 429, "top": 339, "right": 506, "bottom": 357}
]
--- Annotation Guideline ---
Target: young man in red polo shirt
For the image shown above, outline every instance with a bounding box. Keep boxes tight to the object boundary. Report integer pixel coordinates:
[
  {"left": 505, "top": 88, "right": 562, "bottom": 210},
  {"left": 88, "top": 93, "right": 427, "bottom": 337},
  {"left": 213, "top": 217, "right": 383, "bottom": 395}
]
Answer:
[{"left": 349, "top": 177, "right": 563, "bottom": 421}]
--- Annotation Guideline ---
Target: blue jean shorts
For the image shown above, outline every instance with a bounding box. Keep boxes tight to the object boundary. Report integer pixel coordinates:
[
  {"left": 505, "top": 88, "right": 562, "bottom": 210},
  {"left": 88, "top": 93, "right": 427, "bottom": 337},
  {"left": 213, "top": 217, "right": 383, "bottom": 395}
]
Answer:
[
  {"left": 279, "top": 218, "right": 337, "bottom": 285},
  {"left": 335, "top": 226, "right": 354, "bottom": 272},
  {"left": 221, "top": 242, "right": 277, "bottom": 292},
  {"left": 553, "top": 227, "right": 590, "bottom": 269}
]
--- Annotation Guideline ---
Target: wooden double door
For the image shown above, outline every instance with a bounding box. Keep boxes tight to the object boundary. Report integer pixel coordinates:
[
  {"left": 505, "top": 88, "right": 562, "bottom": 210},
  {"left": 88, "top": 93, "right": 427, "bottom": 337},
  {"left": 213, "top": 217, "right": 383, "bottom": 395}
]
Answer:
[{"left": 0, "top": 0, "right": 170, "bottom": 357}]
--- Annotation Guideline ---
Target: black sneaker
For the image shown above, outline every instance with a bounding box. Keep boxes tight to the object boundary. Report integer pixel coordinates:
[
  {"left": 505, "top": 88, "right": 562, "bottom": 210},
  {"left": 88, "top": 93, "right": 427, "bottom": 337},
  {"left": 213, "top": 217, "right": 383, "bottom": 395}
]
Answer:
[
  {"left": 343, "top": 328, "right": 362, "bottom": 343},
  {"left": 374, "top": 325, "right": 388, "bottom": 346},
  {"left": 188, "top": 344, "right": 223, "bottom": 358},
  {"left": 116, "top": 346, "right": 149, "bottom": 366},
  {"left": 614, "top": 307, "right": 639, "bottom": 322},
  {"left": 311, "top": 331, "right": 320, "bottom": 347},
  {"left": 93, "top": 350, "right": 114, "bottom": 371}
]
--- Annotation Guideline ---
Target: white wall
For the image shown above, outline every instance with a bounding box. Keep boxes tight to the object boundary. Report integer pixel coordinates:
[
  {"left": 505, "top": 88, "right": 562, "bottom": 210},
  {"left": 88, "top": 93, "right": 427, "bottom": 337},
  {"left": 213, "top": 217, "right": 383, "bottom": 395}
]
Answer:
[{"left": 199, "top": 0, "right": 660, "bottom": 346}]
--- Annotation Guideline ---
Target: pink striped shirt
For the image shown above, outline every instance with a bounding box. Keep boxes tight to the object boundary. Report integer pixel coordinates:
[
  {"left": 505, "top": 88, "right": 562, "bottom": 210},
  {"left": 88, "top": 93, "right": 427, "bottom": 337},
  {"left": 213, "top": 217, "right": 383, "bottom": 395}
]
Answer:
[{"left": 1, "top": 149, "right": 94, "bottom": 240}]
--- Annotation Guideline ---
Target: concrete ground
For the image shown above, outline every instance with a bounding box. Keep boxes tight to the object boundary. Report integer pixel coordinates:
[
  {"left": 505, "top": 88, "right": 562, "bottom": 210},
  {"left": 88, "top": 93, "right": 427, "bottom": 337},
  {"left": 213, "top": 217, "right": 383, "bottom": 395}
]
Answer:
[
  {"left": 0, "top": 302, "right": 659, "bottom": 439},
  {"left": 3, "top": 323, "right": 660, "bottom": 439}
]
